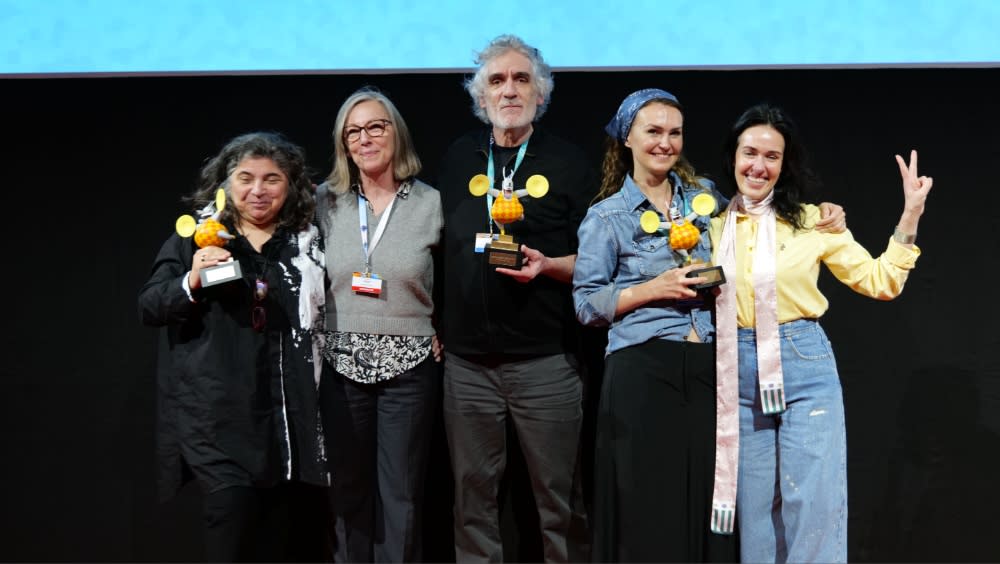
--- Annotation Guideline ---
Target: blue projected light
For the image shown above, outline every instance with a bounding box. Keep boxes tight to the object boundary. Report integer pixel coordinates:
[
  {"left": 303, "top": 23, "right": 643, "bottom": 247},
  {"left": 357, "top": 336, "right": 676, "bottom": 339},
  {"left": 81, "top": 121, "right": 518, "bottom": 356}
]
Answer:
[{"left": 1, "top": 0, "right": 998, "bottom": 75}]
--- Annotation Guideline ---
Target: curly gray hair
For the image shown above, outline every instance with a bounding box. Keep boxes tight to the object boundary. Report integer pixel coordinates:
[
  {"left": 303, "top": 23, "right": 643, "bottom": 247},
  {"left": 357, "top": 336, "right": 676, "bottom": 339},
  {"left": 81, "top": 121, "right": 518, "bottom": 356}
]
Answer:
[{"left": 464, "top": 34, "right": 555, "bottom": 124}]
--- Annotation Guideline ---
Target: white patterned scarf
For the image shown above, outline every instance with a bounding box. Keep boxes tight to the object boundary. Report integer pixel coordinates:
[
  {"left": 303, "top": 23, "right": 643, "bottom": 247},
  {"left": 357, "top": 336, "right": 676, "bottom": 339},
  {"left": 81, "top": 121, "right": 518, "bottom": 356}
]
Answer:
[{"left": 710, "top": 190, "right": 784, "bottom": 534}]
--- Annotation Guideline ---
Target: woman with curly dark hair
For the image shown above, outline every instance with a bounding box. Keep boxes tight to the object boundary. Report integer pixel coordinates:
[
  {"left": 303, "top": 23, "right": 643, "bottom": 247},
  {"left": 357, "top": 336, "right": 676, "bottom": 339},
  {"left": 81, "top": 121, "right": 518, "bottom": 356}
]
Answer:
[{"left": 139, "top": 132, "right": 328, "bottom": 561}]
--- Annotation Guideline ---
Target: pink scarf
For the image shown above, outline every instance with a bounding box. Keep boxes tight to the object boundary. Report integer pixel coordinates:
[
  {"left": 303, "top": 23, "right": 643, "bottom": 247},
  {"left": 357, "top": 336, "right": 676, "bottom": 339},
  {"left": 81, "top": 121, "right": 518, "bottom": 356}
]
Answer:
[{"left": 710, "top": 191, "right": 785, "bottom": 534}]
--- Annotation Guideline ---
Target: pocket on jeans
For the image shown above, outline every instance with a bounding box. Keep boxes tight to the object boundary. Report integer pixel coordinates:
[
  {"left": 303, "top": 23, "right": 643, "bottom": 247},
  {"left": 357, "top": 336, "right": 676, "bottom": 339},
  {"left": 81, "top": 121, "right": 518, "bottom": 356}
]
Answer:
[{"left": 784, "top": 329, "right": 833, "bottom": 361}]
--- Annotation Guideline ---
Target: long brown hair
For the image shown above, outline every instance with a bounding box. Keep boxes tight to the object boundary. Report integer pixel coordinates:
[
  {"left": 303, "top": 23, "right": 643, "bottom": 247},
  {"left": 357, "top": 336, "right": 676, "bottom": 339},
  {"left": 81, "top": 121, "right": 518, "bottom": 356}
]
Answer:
[{"left": 595, "top": 137, "right": 705, "bottom": 203}]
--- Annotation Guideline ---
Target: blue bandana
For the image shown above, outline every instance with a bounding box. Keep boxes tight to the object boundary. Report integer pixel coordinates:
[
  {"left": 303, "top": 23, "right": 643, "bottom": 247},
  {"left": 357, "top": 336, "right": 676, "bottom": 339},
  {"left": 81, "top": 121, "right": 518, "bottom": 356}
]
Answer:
[{"left": 605, "top": 88, "right": 680, "bottom": 142}]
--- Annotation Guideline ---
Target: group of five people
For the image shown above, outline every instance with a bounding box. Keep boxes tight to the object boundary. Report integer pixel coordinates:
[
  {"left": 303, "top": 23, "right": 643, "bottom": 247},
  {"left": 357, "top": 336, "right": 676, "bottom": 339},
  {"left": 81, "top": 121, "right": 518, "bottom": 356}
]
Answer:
[{"left": 139, "top": 33, "right": 932, "bottom": 563}]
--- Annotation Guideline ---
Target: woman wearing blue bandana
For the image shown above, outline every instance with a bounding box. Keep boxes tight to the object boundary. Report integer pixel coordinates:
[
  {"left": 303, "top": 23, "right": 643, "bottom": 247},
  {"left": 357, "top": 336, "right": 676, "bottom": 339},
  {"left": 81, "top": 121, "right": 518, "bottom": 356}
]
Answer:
[
  {"left": 573, "top": 89, "right": 845, "bottom": 561},
  {"left": 573, "top": 87, "right": 735, "bottom": 562}
]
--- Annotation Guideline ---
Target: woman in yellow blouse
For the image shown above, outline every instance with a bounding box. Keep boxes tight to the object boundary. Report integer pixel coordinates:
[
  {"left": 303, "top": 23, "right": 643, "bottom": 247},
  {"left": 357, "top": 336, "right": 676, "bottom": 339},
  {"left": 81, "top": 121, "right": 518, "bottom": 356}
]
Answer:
[{"left": 708, "top": 103, "right": 933, "bottom": 563}]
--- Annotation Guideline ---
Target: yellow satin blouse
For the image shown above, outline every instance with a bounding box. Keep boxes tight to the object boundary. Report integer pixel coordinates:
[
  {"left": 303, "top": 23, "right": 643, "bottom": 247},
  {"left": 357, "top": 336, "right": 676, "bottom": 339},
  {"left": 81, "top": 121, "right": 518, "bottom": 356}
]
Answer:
[{"left": 708, "top": 204, "right": 920, "bottom": 328}]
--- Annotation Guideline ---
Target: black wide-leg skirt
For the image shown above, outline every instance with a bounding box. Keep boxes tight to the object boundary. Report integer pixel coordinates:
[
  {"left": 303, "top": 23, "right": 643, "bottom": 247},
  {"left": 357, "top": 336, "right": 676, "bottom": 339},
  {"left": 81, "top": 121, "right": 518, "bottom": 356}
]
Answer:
[{"left": 591, "top": 338, "right": 738, "bottom": 563}]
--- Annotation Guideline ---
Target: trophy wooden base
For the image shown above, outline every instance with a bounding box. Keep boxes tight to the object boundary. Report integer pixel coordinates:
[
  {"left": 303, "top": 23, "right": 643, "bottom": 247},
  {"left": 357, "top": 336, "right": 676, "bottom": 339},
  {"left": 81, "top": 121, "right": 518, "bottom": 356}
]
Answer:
[
  {"left": 486, "top": 235, "right": 522, "bottom": 269},
  {"left": 687, "top": 264, "right": 725, "bottom": 289}
]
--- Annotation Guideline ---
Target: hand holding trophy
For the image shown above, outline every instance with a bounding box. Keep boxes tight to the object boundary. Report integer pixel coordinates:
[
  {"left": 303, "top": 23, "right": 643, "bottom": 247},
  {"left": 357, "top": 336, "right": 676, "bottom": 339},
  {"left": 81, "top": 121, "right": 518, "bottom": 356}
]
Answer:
[
  {"left": 468, "top": 170, "right": 549, "bottom": 269},
  {"left": 175, "top": 187, "right": 241, "bottom": 287},
  {"left": 639, "top": 192, "right": 725, "bottom": 290}
]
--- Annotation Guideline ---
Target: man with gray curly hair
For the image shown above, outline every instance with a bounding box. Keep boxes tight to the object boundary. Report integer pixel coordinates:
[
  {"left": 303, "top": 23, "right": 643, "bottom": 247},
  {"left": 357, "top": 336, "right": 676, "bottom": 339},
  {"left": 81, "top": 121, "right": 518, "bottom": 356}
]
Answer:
[{"left": 437, "top": 34, "right": 597, "bottom": 562}]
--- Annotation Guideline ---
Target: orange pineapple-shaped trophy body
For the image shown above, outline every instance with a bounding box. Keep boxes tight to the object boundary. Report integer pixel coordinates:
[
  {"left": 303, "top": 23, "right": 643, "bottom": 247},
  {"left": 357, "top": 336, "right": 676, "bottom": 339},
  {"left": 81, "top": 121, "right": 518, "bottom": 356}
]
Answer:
[
  {"left": 194, "top": 217, "right": 231, "bottom": 248},
  {"left": 490, "top": 194, "right": 525, "bottom": 229},
  {"left": 639, "top": 193, "right": 718, "bottom": 263},
  {"left": 668, "top": 219, "right": 701, "bottom": 258},
  {"left": 468, "top": 172, "right": 549, "bottom": 234},
  {"left": 176, "top": 188, "right": 235, "bottom": 248}
]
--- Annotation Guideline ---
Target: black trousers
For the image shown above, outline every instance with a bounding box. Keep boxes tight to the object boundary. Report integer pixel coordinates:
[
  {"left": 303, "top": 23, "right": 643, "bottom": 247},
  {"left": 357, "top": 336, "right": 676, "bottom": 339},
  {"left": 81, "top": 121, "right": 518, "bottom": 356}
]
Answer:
[
  {"left": 591, "top": 338, "right": 738, "bottom": 562},
  {"left": 322, "top": 357, "right": 440, "bottom": 563},
  {"left": 201, "top": 482, "right": 331, "bottom": 562}
]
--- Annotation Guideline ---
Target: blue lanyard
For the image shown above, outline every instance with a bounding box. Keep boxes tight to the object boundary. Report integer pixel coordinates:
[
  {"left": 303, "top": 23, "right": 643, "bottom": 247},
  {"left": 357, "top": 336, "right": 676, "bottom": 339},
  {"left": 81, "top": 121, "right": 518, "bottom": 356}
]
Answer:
[
  {"left": 357, "top": 192, "right": 396, "bottom": 276},
  {"left": 485, "top": 134, "right": 529, "bottom": 232},
  {"left": 671, "top": 188, "right": 691, "bottom": 218}
]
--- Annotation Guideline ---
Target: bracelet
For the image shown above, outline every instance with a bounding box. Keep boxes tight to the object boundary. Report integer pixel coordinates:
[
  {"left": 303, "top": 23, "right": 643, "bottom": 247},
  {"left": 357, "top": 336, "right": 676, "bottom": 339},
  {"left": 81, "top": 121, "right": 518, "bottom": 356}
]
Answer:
[{"left": 893, "top": 226, "right": 917, "bottom": 245}]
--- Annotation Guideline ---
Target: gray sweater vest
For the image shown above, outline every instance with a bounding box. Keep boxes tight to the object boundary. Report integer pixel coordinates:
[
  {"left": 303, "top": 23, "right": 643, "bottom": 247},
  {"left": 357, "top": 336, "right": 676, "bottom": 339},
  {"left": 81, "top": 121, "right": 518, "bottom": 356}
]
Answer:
[{"left": 317, "top": 179, "right": 442, "bottom": 336}]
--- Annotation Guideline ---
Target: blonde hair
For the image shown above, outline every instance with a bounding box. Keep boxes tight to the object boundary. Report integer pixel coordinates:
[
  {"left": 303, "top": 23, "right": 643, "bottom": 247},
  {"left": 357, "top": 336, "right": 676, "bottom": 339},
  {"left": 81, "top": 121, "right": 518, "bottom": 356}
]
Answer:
[{"left": 325, "top": 87, "right": 422, "bottom": 194}]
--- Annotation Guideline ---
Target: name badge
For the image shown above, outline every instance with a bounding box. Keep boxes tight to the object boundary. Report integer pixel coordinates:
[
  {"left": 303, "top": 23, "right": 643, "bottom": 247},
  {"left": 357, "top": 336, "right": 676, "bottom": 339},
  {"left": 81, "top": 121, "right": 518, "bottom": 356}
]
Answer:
[
  {"left": 351, "top": 272, "right": 383, "bottom": 296},
  {"left": 474, "top": 232, "right": 497, "bottom": 253}
]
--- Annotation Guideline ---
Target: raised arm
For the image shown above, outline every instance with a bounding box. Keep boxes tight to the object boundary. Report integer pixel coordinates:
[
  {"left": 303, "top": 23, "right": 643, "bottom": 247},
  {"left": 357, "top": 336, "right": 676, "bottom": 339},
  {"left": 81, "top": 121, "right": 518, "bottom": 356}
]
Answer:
[
  {"left": 821, "top": 150, "right": 932, "bottom": 299},
  {"left": 893, "top": 149, "right": 933, "bottom": 247}
]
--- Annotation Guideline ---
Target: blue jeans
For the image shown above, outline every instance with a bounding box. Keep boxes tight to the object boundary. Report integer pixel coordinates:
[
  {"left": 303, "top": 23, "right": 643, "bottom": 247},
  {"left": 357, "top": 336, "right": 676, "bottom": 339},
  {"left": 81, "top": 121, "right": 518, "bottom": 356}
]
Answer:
[{"left": 737, "top": 319, "right": 847, "bottom": 563}]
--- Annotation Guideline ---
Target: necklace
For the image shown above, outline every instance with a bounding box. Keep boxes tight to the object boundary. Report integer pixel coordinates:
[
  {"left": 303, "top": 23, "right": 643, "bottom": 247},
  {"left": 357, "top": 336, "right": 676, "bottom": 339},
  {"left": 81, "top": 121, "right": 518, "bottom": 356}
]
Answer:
[{"left": 243, "top": 232, "right": 280, "bottom": 333}]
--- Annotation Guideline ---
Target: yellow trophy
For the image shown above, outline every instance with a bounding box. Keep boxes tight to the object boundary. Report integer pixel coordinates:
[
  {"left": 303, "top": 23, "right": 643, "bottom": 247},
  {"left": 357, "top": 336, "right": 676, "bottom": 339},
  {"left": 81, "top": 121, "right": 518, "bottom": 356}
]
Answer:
[
  {"left": 639, "top": 192, "right": 725, "bottom": 289},
  {"left": 175, "top": 188, "right": 240, "bottom": 287},
  {"left": 468, "top": 172, "right": 549, "bottom": 269}
]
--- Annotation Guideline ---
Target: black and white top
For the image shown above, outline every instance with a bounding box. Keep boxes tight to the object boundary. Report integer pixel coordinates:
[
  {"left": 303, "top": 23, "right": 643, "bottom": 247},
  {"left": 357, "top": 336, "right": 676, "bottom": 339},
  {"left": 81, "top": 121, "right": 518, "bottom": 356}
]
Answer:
[
  {"left": 139, "top": 223, "right": 328, "bottom": 500},
  {"left": 316, "top": 178, "right": 442, "bottom": 384},
  {"left": 323, "top": 332, "right": 431, "bottom": 384}
]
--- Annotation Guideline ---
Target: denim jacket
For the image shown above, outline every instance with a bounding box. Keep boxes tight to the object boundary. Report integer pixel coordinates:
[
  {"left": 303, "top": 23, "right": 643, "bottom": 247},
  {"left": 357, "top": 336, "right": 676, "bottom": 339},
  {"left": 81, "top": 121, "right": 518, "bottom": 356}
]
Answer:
[{"left": 573, "top": 172, "right": 727, "bottom": 355}]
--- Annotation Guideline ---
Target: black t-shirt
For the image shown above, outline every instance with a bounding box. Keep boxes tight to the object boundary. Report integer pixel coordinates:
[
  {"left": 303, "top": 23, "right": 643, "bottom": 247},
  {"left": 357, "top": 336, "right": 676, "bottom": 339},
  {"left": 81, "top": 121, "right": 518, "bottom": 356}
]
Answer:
[{"left": 437, "top": 127, "right": 599, "bottom": 356}]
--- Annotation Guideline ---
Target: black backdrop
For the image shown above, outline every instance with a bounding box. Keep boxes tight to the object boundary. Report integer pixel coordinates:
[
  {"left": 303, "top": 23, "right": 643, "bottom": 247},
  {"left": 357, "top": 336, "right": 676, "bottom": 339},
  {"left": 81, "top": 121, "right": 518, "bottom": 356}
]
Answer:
[{"left": 2, "top": 67, "right": 998, "bottom": 561}]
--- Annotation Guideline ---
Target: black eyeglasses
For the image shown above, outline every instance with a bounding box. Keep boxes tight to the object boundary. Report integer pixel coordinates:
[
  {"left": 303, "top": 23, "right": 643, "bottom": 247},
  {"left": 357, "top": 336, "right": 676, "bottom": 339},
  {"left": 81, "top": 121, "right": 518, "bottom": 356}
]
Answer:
[
  {"left": 252, "top": 278, "right": 268, "bottom": 332},
  {"left": 344, "top": 119, "right": 392, "bottom": 143}
]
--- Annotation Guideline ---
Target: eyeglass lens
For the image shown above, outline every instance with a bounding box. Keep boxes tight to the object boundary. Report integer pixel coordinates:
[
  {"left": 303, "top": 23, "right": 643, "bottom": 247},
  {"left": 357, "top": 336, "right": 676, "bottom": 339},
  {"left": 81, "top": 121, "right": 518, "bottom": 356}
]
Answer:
[{"left": 345, "top": 120, "right": 390, "bottom": 142}]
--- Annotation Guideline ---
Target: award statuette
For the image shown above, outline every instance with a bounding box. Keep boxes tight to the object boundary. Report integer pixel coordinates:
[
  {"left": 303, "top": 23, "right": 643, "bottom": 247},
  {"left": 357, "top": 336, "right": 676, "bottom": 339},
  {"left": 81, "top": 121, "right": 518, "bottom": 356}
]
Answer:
[
  {"left": 175, "top": 188, "right": 241, "bottom": 287},
  {"left": 468, "top": 172, "right": 549, "bottom": 270},
  {"left": 639, "top": 192, "right": 725, "bottom": 290}
]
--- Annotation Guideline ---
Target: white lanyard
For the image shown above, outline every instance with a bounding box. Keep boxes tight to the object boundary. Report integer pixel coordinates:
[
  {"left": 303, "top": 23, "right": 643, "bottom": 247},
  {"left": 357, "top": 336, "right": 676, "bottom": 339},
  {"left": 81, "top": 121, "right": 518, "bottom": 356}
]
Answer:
[{"left": 357, "top": 191, "right": 396, "bottom": 276}]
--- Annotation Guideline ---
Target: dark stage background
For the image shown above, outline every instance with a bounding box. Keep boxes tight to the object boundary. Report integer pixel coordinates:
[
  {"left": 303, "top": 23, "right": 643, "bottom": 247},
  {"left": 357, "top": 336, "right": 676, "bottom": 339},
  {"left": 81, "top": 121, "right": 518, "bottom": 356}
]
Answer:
[{"left": 1, "top": 67, "right": 998, "bottom": 561}]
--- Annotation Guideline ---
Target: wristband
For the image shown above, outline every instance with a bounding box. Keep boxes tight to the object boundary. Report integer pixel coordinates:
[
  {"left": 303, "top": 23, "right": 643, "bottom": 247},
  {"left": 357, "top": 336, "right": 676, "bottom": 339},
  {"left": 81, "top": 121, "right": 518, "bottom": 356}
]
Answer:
[{"left": 893, "top": 226, "right": 917, "bottom": 245}]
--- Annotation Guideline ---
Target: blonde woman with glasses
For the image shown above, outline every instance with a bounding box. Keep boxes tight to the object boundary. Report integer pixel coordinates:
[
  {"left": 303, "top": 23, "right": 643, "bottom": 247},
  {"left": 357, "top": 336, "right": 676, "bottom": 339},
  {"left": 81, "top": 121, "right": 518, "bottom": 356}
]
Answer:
[{"left": 316, "top": 86, "right": 443, "bottom": 563}]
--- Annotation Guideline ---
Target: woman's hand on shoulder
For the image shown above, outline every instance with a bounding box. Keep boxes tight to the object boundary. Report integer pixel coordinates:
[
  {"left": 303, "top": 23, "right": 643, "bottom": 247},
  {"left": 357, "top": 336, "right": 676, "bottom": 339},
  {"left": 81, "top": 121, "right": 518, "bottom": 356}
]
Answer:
[{"left": 815, "top": 202, "right": 847, "bottom": 233}]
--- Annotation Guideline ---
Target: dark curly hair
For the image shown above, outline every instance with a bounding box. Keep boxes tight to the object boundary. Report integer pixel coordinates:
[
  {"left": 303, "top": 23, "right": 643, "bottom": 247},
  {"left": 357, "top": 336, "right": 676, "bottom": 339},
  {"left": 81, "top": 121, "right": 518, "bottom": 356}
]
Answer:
[
  {"left": 723, "top": 104, "right": 820, "bottom": 230},
  {"left": 185, "top": 132, "right": 316, "bottom": 232}
]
